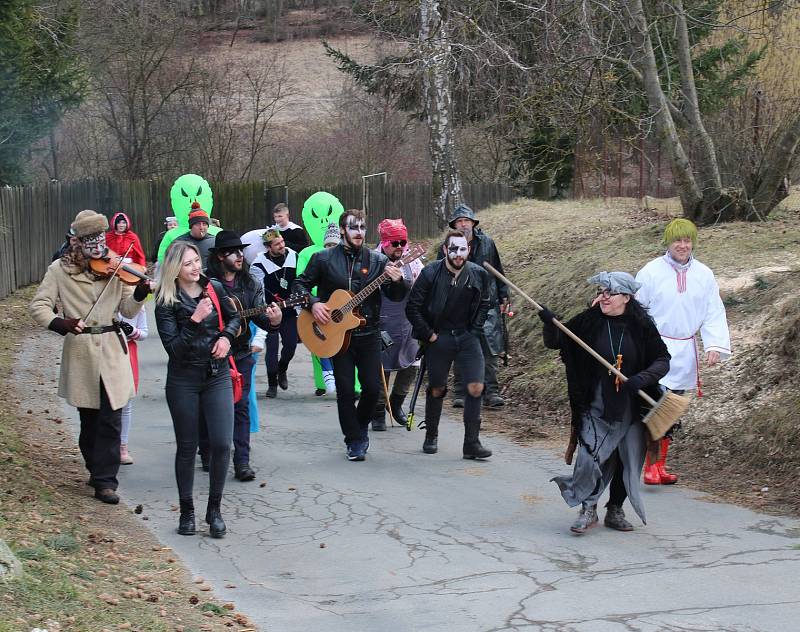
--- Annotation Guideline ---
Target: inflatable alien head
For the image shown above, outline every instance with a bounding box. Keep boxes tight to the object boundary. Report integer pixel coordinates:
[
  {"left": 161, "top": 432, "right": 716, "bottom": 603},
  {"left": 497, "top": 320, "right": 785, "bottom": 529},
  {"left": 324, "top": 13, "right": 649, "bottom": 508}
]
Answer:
[
  {"left": 170, "top": 174, "right": 214, "bottom": 228},
  {"left": 302, "top": 191, "right": 344, "bottom": 247}
]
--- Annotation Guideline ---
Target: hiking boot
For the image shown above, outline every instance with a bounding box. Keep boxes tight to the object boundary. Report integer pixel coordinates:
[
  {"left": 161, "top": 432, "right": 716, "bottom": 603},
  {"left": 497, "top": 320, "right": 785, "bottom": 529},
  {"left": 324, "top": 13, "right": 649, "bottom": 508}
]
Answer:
[
  {"left": 266, "top": 372, "right": 278, "bottom": 398},
  {"left": 389, "top": 394, "right": 408, "bottom": 426},
  {"left": 120, "top": 444, "right": 134, "bottom": 465},
  {"left": 463, "top": 441, "right": 492, "bottom": 459},
  {"left": 452, "top": 398, "right": 464, "bottom": 409},
  {"left": 484, "top": 393, "right": 505, "bottom": 408},
  {"left": 234, "top": 463, "right": 256, "bottom": 482},
  {"left": 570, "top": 504, "right": 598, "bottom": 534},
  {"left": 94, "top": 488, "right": 120, "bottom": 505},
  {"left": 604, "top": 505, "right": 634, "bottom": 532}
]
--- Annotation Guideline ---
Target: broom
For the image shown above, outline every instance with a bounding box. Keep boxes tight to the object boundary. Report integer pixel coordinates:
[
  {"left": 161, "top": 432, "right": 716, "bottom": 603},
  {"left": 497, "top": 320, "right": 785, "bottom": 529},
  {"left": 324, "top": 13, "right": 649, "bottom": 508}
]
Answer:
[{"left": 483, "top": 263, "right": 689, "bottom": 440}]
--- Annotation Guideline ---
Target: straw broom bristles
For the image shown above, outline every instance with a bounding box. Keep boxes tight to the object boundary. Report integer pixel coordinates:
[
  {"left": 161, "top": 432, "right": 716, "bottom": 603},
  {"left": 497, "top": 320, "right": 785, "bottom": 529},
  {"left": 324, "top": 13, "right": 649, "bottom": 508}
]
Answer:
[
  {"left": 482, "top": 262, "right": 692, "bottom": 440},
  {"left": 641, "top": 390, "right": 690, "bottom": 441}
]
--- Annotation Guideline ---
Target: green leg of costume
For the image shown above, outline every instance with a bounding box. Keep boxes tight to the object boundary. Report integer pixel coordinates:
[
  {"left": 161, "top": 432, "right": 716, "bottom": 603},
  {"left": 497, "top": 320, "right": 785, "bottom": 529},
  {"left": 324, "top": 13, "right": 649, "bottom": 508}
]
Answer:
[
  {"left": 312, "top": 354, "right": 325, "bottom": 390},
  {"left": 312, "top": 354, "right": 360, "bottom": 393}
]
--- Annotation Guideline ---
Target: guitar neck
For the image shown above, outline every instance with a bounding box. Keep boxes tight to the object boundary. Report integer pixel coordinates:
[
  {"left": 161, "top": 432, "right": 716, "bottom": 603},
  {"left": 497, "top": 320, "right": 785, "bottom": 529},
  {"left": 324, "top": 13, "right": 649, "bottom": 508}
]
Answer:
[
  {"left": 340, "top": 249, "right": 422, "bottom": 314},
  {"left": 239, "top": 298, "right": 300, "bottom": 319}
]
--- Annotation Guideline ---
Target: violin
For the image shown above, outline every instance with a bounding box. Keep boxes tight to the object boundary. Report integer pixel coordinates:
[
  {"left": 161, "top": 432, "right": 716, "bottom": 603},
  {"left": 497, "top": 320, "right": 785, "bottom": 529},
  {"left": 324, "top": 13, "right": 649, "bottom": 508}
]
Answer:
[{"left": 89, "top": 248, "right": 151, "bottom": 285}]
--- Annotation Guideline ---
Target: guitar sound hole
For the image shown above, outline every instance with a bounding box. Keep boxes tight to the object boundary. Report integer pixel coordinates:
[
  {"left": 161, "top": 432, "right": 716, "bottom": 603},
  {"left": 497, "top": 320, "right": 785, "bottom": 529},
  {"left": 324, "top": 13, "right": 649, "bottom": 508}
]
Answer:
[{"left": 331, "top": 310, "right": 343, "bottom": 323}]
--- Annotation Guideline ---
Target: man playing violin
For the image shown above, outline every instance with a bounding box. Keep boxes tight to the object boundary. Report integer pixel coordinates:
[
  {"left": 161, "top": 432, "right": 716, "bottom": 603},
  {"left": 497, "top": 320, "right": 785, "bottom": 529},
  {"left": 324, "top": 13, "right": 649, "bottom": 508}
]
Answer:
[
  {"left": 30, "top": 210, "right": 154, "bottom": 505},
  {"left": 205, "top": 230, "right": 282, "bottom": 481}
]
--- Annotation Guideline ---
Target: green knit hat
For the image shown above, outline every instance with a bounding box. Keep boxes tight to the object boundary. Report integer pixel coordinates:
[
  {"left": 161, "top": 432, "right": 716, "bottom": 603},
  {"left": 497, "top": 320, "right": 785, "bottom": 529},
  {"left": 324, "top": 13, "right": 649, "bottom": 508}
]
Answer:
[{"left": 663, "top": 218, "right": 697, "bottom": 246}]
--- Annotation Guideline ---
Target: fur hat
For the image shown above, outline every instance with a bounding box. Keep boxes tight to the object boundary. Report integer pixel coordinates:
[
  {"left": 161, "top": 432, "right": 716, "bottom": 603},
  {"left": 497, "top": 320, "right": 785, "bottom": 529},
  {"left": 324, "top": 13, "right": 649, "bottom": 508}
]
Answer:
[
  {"left": 188, "top": 201, "right": 210, "bottom": 227},
  {"left": 323, "top": 222, "right": 340, "bottom": 247},
  {"left": 71, "top": 210, "right": 109, "bottom": 239}
]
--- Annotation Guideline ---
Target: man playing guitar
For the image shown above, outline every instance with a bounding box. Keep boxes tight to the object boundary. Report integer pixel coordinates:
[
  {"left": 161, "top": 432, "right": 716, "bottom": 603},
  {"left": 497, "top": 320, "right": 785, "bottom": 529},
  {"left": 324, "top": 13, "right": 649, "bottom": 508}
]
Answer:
[
  {"left": 292, "top": 209, "right": 406, "bottom": 461},
  {"left": 205, "top": 230, "right": 282, "bottom": 481}
]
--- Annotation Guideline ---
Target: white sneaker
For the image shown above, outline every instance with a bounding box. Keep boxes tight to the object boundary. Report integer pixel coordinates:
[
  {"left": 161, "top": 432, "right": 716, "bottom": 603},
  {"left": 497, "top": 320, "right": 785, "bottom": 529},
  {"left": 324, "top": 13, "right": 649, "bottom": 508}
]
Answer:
[{"left": 323, "top": 370, "right": 336, "bottom": 395}]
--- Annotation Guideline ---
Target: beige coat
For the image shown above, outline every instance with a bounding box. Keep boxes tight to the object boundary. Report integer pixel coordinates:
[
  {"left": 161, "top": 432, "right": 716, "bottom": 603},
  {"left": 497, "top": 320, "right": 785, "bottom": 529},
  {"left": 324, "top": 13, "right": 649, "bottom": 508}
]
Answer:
[{"left": 29, "top": 259, "right": 146, "bottom": 410}]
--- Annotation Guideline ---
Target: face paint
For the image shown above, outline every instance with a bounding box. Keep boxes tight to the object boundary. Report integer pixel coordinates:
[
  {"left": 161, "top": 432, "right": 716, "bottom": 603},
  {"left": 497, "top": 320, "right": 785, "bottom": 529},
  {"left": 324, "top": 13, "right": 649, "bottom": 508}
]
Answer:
[
  {"left": 81, "top": 233, "right": 107, "bottom": 260},
  {"left": 446, "top": 236, "right": 468, "bottom": 262},
  {"left": 344, "top": 219, "right": 367, "bottom": 248}
]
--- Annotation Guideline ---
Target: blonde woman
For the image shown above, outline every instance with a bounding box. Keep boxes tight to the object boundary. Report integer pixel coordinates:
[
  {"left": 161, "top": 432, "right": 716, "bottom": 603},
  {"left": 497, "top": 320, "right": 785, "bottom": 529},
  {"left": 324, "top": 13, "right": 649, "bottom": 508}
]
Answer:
[{"left": 154, "top": 242, "right": 240, "bottom": 538}]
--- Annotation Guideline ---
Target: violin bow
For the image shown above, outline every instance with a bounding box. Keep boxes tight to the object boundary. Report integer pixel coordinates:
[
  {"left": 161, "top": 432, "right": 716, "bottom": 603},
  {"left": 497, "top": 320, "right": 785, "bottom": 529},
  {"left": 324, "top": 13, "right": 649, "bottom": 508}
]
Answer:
[{"left": 82, "top": 242, "right": 135, "bottom": 322}]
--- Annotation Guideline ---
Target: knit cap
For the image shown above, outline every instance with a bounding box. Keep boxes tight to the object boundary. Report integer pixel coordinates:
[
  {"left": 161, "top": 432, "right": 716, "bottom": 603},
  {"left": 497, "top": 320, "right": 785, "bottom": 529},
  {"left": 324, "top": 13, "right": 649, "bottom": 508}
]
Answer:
[
  {"left": 188, "top": 201, "right": 210, "bottom": 227},
  {"left": 323, "top": 222, "right": 340, "bottom": 247}
]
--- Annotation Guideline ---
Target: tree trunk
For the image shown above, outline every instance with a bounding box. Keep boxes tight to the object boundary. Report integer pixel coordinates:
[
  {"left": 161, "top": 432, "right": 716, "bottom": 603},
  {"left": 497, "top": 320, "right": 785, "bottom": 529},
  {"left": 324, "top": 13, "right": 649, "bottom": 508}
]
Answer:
[
  {"left": 625, "top": 0, "right": 702, "bottom": 216},
  {"left": 420, "top": 0, "right": 462, "bottom": 229}
]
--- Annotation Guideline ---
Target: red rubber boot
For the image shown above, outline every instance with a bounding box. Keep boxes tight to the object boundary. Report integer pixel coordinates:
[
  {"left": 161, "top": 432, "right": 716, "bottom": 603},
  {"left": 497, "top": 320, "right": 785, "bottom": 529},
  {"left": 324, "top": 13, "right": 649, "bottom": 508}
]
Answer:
[
  {"left": 656, "top": 437, "right": 678, "bottom": 485},
  {"left": 643, "top": 450, "right": 661, "bottom": 485}
]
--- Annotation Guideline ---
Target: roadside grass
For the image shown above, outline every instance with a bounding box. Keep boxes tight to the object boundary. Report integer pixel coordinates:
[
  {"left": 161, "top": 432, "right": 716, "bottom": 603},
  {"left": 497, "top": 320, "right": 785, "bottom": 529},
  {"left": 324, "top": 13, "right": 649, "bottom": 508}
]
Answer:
[
  {"left": 473, "top": 193, "right": 800, "bottom": 515},
  {"left": 0, "top": 287, "right": 251, "bottom": 631}
]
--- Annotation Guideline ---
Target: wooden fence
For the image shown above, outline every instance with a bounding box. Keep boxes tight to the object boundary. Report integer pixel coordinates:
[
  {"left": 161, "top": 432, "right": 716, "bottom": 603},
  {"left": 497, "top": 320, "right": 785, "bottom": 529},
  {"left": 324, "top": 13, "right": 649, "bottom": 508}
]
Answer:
[{"left": 0, "top": 178, "right": 515, "bottom": 299}]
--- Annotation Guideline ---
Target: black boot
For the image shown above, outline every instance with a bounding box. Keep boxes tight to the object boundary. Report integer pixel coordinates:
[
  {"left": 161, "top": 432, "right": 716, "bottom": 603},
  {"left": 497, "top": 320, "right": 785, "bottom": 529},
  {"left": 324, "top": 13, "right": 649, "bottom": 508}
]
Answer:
[
  {"left": 206, "top": 495, "right": 226, "bottom": 538},
  {"left": 463, "top": 418, "right": 492, "bottom": 459},
  {"left": 423, "top": 419, "right": 439, "bottom": 454},
  {"left": 234, "top": 462, "right": 256, "bottom": 482},
  {"left": 389, "top": 393, "right": 408, "bottom": 426},
  {"left": 371, "top": 411, "right": 387, "bottom": 431},
  {"left": 178, "top": 498, "right": 196, "bottom": 536},
  {"left": 277, "top": 362, "right": 289, "bottom": 390},
  {"left": 266, "top": 373, "right": 278, "bottom": 398}
]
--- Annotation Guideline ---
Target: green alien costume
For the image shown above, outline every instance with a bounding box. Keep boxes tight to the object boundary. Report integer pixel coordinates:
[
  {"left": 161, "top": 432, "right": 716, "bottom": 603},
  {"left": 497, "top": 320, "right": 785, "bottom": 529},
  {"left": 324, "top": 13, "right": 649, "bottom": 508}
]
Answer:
[
  {"left": 295, "top": 192, "right": 359, "bottom": 393},
  {"left": 156, "top": 174, "right": 222, "bottom": 263}
]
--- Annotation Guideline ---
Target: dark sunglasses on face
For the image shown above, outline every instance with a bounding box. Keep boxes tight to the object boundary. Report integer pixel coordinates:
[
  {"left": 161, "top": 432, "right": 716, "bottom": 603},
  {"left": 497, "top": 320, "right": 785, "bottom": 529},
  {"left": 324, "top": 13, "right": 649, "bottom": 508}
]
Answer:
[
  {"left": 390, "top": 240, "right": 407, "bottom": 248},
  {"left": 596, "top": 288, "right": 622, "bottom": 298}
]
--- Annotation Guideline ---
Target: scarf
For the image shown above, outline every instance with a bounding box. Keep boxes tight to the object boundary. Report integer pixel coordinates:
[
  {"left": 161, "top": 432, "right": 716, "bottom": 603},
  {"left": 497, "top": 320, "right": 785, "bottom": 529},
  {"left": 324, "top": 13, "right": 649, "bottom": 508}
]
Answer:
[{"left": 664, "top": 251, "right": 693, "bottom": 294}]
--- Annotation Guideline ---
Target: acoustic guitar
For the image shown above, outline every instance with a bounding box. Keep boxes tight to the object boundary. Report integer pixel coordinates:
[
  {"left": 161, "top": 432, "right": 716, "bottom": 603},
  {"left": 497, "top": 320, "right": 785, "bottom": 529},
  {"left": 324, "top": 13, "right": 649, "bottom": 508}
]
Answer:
[
  {"left": 297, "top": 244, "right": 425, "bottom": 358},
  {"left": 228, "top": 292, "right": 310, "bottom": 337}
]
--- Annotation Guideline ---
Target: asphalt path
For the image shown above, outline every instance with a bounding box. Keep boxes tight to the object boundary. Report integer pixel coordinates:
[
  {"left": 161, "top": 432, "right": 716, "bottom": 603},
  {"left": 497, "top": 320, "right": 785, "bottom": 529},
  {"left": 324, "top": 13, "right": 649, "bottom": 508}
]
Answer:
[{"left": 55, "top": 302, "right": 800, "bottom": 632}]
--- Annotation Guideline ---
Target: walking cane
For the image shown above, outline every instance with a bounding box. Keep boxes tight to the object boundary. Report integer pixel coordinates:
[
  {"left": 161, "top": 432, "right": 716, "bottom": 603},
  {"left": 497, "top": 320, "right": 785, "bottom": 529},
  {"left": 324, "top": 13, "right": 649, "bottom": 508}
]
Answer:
[
  {"left": 405, "top": 351, "right": 427, "bottom": 431},
  {"left": 380, "top": 368, "right": 396, "bottom": 426},
  {"left": 483, "top": 263, "right": 689, "bottom": 440}
]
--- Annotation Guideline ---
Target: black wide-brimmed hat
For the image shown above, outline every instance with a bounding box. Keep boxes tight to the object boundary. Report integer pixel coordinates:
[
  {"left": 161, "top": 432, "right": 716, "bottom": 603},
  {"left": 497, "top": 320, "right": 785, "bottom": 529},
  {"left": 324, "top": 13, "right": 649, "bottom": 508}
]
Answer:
[
  {"left": 447, "top": 204, "right": 479, "bottom": 228},
  {"left": 210, "top": 230, "right": 246, "bottom": 252}
]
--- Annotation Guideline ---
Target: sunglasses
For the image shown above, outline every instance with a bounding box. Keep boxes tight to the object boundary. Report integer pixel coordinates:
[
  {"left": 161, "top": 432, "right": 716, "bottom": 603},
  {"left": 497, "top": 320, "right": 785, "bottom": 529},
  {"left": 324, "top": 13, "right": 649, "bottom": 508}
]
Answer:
[
  {"left": 596, "top": 288, "right": 623, "bottom": 298},
  {"left": 389, "top": 240, "right": 407, "bottom": 248}
]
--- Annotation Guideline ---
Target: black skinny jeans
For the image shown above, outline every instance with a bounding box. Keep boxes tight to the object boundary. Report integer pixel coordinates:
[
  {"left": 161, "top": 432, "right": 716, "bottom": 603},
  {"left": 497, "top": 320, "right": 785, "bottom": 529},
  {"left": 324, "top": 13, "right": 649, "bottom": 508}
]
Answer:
[
  {"left": 166, "top": 363, "right": 234, "bottom": 501},
  {"left": 77, "top": 379, "right": 122, "bottom": 490},
  {"left": 332, "top": 332, "right": 382, "bottom": 445},
  {"left": 265, "top": 311, "right": 298, "bottom": 374}
]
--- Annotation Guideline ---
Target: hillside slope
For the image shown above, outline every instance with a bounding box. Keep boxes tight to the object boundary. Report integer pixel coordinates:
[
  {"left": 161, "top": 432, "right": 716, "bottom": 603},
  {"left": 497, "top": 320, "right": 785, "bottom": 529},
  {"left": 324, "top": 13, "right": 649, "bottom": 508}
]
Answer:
[{"left": 475, "top": 195, "right": 800, "bottom": 516}]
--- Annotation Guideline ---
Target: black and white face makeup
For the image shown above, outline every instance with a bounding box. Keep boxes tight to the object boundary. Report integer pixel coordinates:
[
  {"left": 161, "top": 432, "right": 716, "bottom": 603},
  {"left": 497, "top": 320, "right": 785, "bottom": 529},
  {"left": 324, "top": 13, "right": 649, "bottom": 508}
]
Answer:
[
  {"left": 343, "top": 217, "right": 367, "bottom": 249},
  {"left": 81, "top": 232, "right": 107, "bottom": 260},
  {"left": 445, "top": 236, "right": 469, "bottom": 269}
]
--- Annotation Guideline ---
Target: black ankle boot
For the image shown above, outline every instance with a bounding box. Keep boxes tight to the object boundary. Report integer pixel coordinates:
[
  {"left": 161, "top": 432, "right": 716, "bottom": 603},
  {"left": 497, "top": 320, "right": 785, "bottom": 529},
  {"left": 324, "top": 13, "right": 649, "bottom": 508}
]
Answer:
[
  {"left": 205, "top": 496, "right": 226, "bottom": 538},
  {"left": 266, "top": 373, "right": 278, "bottom": 398},
  {"left": 178, "top": 499, "right": 196, "bottom": 536},
  {"left": 277, "top": 363, "right": 289, "bottom": 390},
  {"left": 423, "top": 433, "right": 438, "bottom": 454},
  {"left": 389, "top": 394, "right": 408, "bottom": 426},
  {"left": 463, "top": 417, "right": 492, "bottom": 459}
]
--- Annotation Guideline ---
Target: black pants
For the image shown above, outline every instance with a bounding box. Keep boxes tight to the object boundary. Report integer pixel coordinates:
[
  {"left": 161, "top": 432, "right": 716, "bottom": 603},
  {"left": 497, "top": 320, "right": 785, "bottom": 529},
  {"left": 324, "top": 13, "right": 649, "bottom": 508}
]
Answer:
[
  {"left": 453, "top": 332, "right": 499, "bottom": 398},
  {"left": 332, "top": 332, "right": 382, "bottom": 445},
  {"left": 425, "top": 330, "right": 484, "bottom": 428},
  {"left": 266, "top": 312, "right": 298, "bottom": 374},
  {"left": 166, "top": 364, "right": 234, "bottom": 501},
  {"left": 232, "top": 354, "right": 255, "bottom": 465},
  {"left": 77, "top": 379, "right": 122, "bottom": 490},
  {"left": 607, "top": 451, "right": 627, "bottom": 507}
]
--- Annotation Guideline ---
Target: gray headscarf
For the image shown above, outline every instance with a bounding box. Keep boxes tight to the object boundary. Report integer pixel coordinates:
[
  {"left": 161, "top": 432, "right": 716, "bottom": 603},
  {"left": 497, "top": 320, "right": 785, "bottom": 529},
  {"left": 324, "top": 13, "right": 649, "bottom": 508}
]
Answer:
[{"left": 587, "top": 271, "right": 641, "bottom": 295}]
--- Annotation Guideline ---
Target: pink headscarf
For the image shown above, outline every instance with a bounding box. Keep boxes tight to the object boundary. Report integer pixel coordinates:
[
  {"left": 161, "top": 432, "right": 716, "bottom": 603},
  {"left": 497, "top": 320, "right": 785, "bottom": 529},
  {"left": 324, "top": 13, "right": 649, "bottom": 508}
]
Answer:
[{"left": 378, "top": 218, "right": 408, "bottom": 252}]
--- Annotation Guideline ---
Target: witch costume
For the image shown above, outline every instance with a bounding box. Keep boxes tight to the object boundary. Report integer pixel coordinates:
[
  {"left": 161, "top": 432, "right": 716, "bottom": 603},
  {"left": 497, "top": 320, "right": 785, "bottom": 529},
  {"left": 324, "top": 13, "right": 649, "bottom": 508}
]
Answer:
[{"left": 542, "top": 272, "right": 670, "bottom": 531}]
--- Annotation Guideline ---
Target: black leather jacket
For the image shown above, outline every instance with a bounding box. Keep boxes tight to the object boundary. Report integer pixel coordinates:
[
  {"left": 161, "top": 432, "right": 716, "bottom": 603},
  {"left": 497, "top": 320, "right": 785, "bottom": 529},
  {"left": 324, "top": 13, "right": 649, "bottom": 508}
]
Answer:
[
  {"left": 405, "top": 259, "right": 491, "bottom": 342},
  {"left": 292, "top": 243, "right": 407, "bottom": 335},
  {"left": 208, "top": 272, "right": 278, "bottom": 361},
  {"left": 155, "top": 276, "right": 241, "bottom": 369},
  {"left": 437, "top": 228, "right": 508, "bottom": 306}
]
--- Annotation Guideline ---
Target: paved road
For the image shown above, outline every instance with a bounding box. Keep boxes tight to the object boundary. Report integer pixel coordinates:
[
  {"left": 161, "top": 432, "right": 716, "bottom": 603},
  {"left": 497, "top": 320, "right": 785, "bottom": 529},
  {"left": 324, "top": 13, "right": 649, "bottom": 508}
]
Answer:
[{"left": 56, "top": 304, "right": 800, "bottom": 631}]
